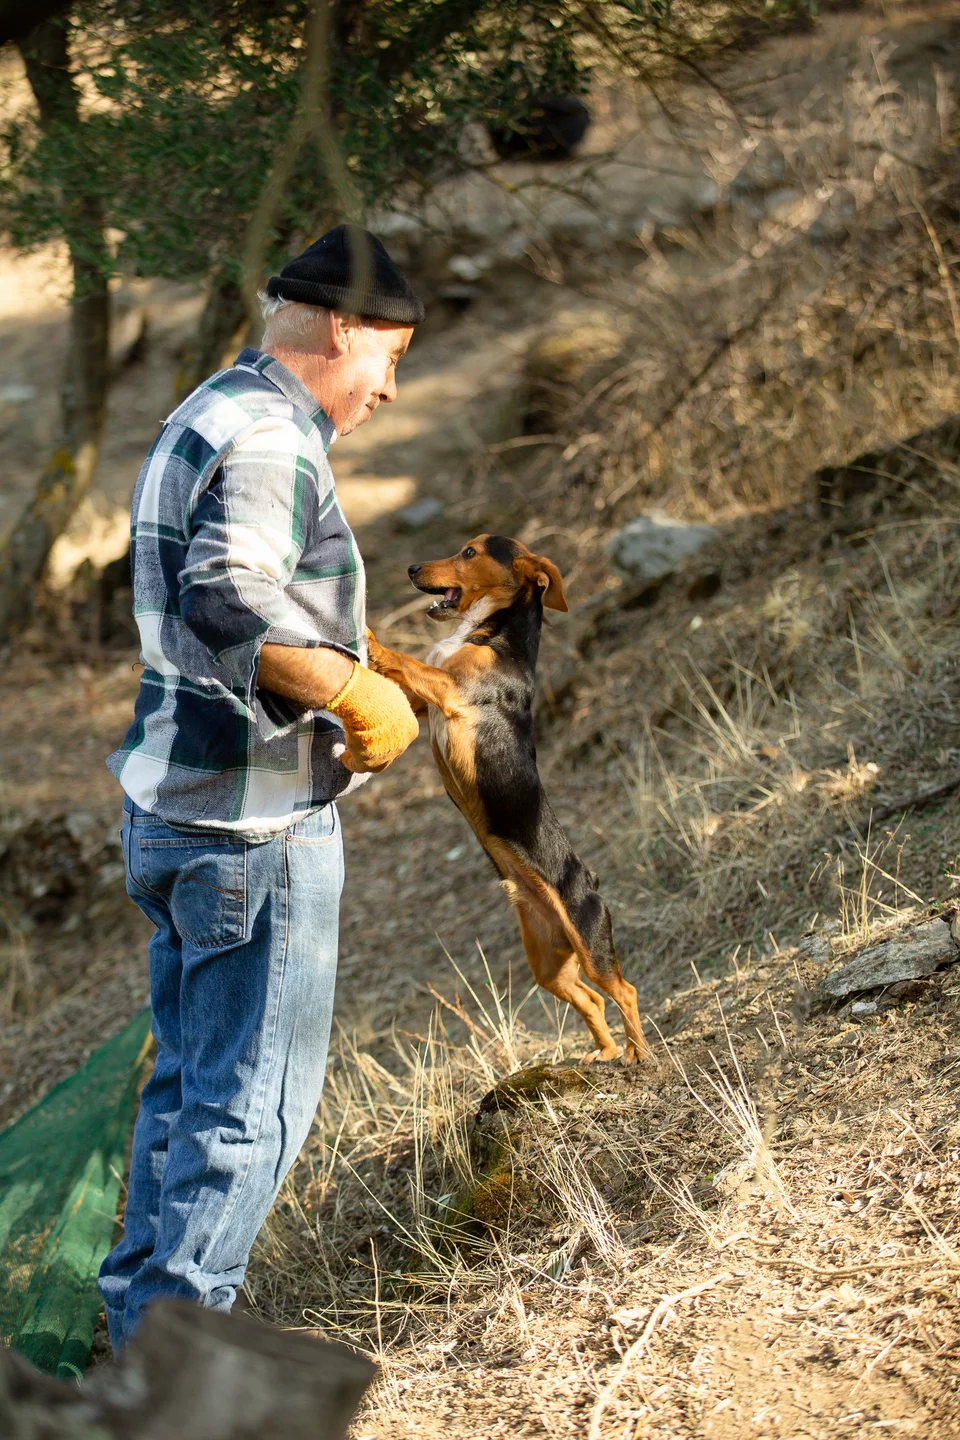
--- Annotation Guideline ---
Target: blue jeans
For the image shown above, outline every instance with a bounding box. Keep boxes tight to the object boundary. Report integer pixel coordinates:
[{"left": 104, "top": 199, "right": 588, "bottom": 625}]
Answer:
[{"left": 98, "top": 798, "right": 343, "bottom": 1352}]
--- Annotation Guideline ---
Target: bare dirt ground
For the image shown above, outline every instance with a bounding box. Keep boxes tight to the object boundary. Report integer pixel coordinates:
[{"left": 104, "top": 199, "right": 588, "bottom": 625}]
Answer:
[{"left": 3, "top": 3, "right": 960, "bottom": 1434}]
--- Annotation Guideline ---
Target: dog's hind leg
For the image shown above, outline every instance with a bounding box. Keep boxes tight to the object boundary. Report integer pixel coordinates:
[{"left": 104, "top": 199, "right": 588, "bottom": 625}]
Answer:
[
  {"left": 581, "top": 957, "right": 652, "bottom": 1065},
  {"left": 574, "top": 894, "right": 654, "bottom": 1065},
  {"left": 512, "top": 896, "right": 619, "bottom": 1061},
  {"left": 541, "top": 952, "right": 620, "bottom": 1063}
]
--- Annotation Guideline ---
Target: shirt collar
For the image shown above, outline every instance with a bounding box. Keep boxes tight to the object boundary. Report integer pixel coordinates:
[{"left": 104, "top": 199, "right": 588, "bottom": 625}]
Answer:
[{"left": 233, "top": 348, "right": 338, "bottom": 450}]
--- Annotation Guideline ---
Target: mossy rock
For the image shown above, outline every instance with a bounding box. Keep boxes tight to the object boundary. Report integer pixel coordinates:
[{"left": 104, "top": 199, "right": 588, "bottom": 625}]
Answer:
[
  {"left": 472, "top": 1065, "right": 596, "bottom": 1174},
  {"left": 438, "top": 1160, "right": 536, "bottom": 1235},
  {"left": 434, "top": 1064, "right": 603, "bottom": 1240},
  {"left": 438, "top": 1149, "right": 536, "bottom": 1234},
  {"left": 524, "top": 315, "right": 622, "bottom": 385},
  {"left": 475, "top": 1062, "right": 600, "bottom": 1119}
]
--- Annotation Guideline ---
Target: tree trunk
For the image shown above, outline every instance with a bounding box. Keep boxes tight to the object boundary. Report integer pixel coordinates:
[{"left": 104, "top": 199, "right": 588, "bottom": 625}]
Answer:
[
  {"left": 174, "top": 0, "right": 350, "bottom": 406},
  {"left": 0, "top": 0, "right": 72, "bottom": 48},
  {"left": 172, "top": 267, "right": 250, "bottom": 404},
  {"left": 0, "top": 15, "right": 110, "bottom": 644}
]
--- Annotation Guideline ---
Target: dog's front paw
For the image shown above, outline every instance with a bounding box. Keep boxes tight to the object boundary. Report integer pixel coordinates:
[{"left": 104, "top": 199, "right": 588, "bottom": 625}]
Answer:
[{"left": 365, "top": 628, "right": 386, "bottom": 669}]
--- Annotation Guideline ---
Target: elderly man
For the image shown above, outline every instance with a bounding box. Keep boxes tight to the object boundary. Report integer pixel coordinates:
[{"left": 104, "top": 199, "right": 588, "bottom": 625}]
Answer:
[{"left": 98, "top": 225, "right": 422, "bottom": 1350}]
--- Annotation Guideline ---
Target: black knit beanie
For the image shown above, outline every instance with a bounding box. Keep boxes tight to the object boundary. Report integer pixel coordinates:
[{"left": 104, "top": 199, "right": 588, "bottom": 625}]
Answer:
[{"left": 265, "top": 223, "right": 425, "bottom": 325}]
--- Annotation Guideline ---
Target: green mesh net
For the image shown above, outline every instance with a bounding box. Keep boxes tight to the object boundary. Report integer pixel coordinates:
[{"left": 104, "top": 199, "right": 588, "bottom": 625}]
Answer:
[{"left": 0, "top": 1008, "right": 152, "bottom": 1378}]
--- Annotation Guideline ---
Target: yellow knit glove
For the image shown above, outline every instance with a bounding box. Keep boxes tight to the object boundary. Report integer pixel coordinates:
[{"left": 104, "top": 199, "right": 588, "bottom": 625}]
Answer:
[{"left": 327, "top": 662, "right": 420, "bottom": 773}]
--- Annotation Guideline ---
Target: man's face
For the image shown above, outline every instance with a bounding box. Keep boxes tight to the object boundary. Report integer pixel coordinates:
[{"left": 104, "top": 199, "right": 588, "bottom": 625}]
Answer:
[{"left": 330, "top": 320, "right": 413, "bottom": 436}]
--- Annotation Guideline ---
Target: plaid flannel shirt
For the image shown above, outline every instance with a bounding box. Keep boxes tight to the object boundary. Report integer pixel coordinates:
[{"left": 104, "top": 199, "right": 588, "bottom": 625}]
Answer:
[{"left": 108, "top": 348, "right": 368, "bottom": 839}]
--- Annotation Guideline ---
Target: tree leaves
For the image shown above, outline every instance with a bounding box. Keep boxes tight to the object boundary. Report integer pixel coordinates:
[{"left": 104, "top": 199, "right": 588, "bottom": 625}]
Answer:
[{"left": 1, "top": 0, "right": 584, "bottom": 286}]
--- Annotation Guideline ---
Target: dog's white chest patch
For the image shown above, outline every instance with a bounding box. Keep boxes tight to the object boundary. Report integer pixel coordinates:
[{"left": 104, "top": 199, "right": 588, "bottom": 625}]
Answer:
[
  {"left": 425, "top": 597, "right": 496, "bottom": 667},
  {"left": 424, "top": 597, "right": 495, "bottom": 762},
  {"left": 425, "top": 634, "right": 460, "bottom": 667},
  {"left": 426, "top": 622, "right": 469, "bottom": 761},
  {"left": 428, "top": 707, "right": 449, "bottom": 758}
]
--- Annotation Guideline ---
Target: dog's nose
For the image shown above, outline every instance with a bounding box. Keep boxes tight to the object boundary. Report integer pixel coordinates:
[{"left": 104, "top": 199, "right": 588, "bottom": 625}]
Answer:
[{"left": 408, "top": 564, "right": 422, "bottom": 579}]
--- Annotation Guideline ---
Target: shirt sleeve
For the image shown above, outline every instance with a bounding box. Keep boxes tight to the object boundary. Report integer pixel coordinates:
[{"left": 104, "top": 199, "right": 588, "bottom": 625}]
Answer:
[{"left": 178, "top": 417, "right": 345, "bottom": 736}]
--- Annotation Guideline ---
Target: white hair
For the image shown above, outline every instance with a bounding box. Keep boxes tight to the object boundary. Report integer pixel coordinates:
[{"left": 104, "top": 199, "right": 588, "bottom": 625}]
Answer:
[
  {"left": 258, "top": 292, "right": 328, "bottom": 345},
  {"left": 258, "top": 291, "right": 373, "bottom": 347}
]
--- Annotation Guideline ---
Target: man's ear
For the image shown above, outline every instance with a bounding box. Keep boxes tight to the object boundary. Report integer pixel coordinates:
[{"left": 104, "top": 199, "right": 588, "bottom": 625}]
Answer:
[
  {"left": 515, "top": 554, "right": 569, "bottom": 612},
  {"left": 327, "top": 310, "right": 355, "bottom": 357}
]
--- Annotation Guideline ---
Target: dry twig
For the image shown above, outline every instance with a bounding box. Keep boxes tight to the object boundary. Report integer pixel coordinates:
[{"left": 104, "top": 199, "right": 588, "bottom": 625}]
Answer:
[{"left": 588, "top": 1274, "right": 735, "bottom": 1439}]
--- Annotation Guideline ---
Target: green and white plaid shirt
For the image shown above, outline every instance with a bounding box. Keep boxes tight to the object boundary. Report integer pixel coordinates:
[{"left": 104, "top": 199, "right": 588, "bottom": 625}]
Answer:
[{"left": 108, "top": 348, "right": 368, "bottom": 839}]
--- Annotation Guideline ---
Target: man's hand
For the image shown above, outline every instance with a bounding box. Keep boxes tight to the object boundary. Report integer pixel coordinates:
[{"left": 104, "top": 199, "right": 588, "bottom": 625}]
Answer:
[
  {"left": 257, "top": 642, "right": 419, "bottom": 773},
  {"left": 325, "top": 665, "right": 417, "bottom": 777},
  {"left": 326, "top": 663, "right": 420, "bottom": 773}
]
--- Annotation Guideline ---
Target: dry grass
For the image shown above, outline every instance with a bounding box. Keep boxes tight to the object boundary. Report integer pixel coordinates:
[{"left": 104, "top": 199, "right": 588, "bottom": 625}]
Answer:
[
  {"left": 489, "top": 27, "right": 960, "bottom": 998},
  {"left": 0, "top": 7, "right": 959, "bottom": 1435},
  {"left": 246, "top": 920, "right": 960, "bottom": 1436},
  {"left": 579, "top": 33, "right": 960, "bottom": 520},
  {"left": 237, "top": 20, "right": 960, "bottom": 1435}
]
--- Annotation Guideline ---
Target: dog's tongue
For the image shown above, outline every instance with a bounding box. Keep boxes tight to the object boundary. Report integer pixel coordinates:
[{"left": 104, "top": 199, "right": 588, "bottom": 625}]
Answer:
[{"left": 444, "top": 589, "right": 458, "bottom": 605}]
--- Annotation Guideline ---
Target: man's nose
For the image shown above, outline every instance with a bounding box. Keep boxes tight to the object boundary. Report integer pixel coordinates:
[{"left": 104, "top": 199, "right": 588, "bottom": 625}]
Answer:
[
  {"left": 408, "top": 564, "right": 422, "bottom": 579},
  {"left": 381, "top": 372, "right": 398, "bottom": 403}
]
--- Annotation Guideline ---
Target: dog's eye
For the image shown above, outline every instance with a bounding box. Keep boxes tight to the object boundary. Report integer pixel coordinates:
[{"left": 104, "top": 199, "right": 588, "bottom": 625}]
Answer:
[{"left": 461, "top": 546, "right": 477, "bottom": 560}]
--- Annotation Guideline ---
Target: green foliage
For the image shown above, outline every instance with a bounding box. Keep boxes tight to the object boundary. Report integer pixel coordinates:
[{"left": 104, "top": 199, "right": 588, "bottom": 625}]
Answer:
[
  {"left": 0, "top": 0, "right": 584, "bottom": 285},
  {"left": 0, "top": 0, "right": 823, "bottom": 288}
]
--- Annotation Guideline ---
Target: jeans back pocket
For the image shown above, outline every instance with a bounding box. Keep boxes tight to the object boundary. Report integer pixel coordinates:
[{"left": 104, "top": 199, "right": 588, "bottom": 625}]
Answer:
[{"left": 134, "top": 836, "right": 247, "bottom": 950}]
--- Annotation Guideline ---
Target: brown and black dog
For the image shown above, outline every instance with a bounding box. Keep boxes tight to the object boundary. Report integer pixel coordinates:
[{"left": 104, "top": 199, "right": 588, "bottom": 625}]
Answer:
[{"left": 367, "top": 534, "right": 653, "bottom": 1065}]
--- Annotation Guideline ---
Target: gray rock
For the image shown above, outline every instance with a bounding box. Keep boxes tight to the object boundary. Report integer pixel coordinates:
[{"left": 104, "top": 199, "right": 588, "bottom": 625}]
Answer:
[
  {"left": 64, "top": 809, "right": 99, "bottom": 842},
  {"left": 370, "top": 210, "right": 424, "bottom": 241},
  {"left": 797, "top": 933, "right": 831, "bottom": 964},
  {"left": 821, "top": 918, "right": 958, "bottom": 999},
  {"left": 0, "top": 382, "right": 37, "bottom": 404},
  {"left": 96, "top": 860, "right": 127, "bottom": 889},
  {"left": 548, "top": 209, "right": 614, "bottom": 251},
  {"left": 763, "top": 187, "right": 806, "bottom": 223},
  {"left": 437, "top": 283, "right": 478, "bottom": 305},
  {"left": 690, "top": 177, "right": 720, "bottom": 215},
  {"left": 397, "top": 496, "right": 444, "bottom": 529},
  {"left": 607, "top": 514, "right": 719, "bottom": 587},
  {"left": 447, "top": 254, "right": 487, "bottom": 282}
]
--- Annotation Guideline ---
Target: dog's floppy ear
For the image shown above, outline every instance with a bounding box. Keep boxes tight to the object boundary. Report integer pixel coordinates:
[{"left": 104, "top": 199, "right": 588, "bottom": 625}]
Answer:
[{"left": 515, "top": 554, "right": 568, "bottom": 612}]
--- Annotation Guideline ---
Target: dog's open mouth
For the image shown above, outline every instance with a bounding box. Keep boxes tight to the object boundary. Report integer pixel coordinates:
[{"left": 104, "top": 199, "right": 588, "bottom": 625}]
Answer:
[{"left": 417, "top": 584, "right": 462, "bottom": 619}]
